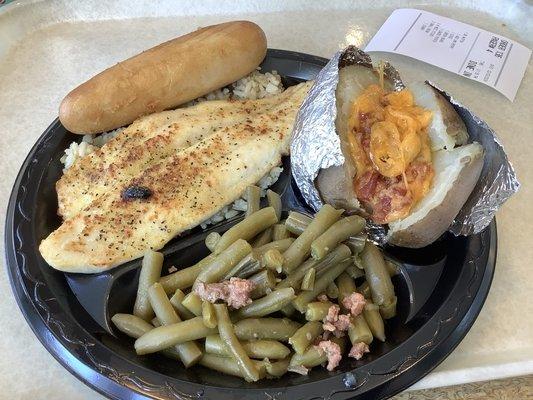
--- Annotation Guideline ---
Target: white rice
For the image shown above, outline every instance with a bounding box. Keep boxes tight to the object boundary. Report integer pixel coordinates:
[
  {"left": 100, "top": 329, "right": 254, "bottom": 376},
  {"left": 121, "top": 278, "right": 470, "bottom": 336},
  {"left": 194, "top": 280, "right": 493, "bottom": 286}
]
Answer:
[
  {"left": 60, "top": 127, "right": 124, "bottom": 171},
  {"left": 185, "top": 68, "right": 284, "bottom": 105},
  {"left": 59, "top": 69, "right": 285, "bottom": 228}
]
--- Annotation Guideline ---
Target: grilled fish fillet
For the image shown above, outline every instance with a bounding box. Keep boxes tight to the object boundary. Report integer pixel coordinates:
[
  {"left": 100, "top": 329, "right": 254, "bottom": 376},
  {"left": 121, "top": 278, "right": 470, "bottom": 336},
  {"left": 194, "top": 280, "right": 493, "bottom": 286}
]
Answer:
[
  {"left": 57, "top": 90, "right": 305, "bottom": 219},
  {"left": 40, "top": 81, "right": 311, "bottom": 273}
]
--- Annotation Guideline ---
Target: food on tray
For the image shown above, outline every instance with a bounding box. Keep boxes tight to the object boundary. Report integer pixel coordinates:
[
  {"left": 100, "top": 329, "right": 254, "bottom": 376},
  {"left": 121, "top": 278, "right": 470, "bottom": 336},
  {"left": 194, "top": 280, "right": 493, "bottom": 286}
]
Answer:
[
  {"left": 34, "top": 16, "right": 505, "bottom": 386},
  {"left": 114, "top": 202, "right": 397, "bottom": 381},
  {"left": 59, "top": 69, "right": 286, "bottom": 234},
  {"left": 40, "top": 81, "right": 311, "bottom": 272},
  {"left": 316, "top": 64, "right": 484, "bottom": 247},
  {"left": 59, "top": 21, "right": 267, "bottom": 134}
]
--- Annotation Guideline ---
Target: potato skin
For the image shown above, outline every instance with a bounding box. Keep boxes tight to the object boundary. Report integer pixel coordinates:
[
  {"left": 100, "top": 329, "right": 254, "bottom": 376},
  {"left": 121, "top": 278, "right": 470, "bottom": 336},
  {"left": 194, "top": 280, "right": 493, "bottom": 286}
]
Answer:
[
  {"left": 434, "top": 90, "right": 469, "bottom": 146},
  {"left": 317, "top": 66, "right": 483, "bottom": 248},
  {"left": 316, "top": 165, "right": 360, "bottom": 211},
  {"left": 388, "top": 148, "right": 484, "bottom": 248},
  {"left": 59, "top": 21, "right": 267, "bottom": 134}
]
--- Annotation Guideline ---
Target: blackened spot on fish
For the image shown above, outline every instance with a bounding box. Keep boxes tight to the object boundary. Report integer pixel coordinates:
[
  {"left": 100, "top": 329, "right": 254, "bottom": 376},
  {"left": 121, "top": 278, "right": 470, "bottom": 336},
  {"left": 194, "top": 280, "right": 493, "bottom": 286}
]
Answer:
[{"left": 122, "top": 185, "right": 153, "bottom": 201}]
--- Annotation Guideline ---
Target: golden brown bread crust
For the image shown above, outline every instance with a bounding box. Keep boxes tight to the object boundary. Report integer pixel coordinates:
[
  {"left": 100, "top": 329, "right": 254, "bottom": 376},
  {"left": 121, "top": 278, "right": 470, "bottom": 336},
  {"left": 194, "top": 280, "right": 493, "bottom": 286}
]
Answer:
[{"left": 59, "top": 21, "right": 267, "bottom": 134}]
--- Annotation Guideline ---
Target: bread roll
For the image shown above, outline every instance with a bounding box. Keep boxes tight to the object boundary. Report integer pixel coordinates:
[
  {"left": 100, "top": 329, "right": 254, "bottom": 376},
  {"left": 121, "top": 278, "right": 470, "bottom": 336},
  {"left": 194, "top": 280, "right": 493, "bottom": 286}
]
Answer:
[{"left": 59, "top": 21, "right": 267, "bottom": 134}]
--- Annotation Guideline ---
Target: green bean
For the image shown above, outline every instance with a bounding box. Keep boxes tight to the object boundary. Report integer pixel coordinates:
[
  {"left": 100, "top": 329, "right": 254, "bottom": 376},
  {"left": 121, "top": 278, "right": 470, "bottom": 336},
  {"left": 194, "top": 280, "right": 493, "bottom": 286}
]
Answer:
[
  {"left": 160, "top": 254, "right": 215, "bottom": 294},
  {"left": 112, "top": 313, "right": 155, "bottom": 338},
  {"left": 205, "top": 335, "right": 290, "bottom": 359},
  {"left": 289, "top": 346, "right": 324, "bottom": 369},
  {"left": 280, "top": 304, "right": 296, "bottom": 317},
  {"left": 169, "top": 289, "right": 196, "bottom": 320},
  {"left": 344, "top": 233, "right": 367, "bottom": 254},
  {"left": 262, "top": 249, "right": 284, "bottom": 273},
  {"left": 148, "top": 283, "right": 203, "bottom": 367},
  {"left": 202, "top": 301, "right": 218, "bottom": 328},
  {"left": 336, "top": 272, "right": 357, "bottom": 308},
  {"left": 133, "top": 250, "right": 164, "bottom": 321},
  {"left": 245, "top": 185, "right": 261, "bottom": 217},
  {"left": 338, "top": 274, "right": 370, "bottom": 344},
  {"left": 134, "top": 316, "right": 216, "bottom": 355},
  {"left": 241, "top": 339, "right": 290, "bottom": 359},
  {"left": 304, "top": 301, "right": 334, "bottom": 321},
  {"left": 272, "top": 224, "right": 290, "bottom": 241},
  {"left": 111, "top": 314, "right": 180, "bottom": 360},
  {"left": 361, "top": 242, "right": 396, "bottom": 318},
  {"left": 214, "top": 207, "right": 278, "bottom": 254},
  {"left": 326, "top": 282, "right": 339, "bottom": 299},
  {"left": 358, "top": 281, "right": 371, "bottom": 299},
  {"left": 233, "top": 318, "right": 301, "bottom": 341},
  {"left": 194, "top": 239, "right": 252, "bottom": 287},
  {"left": 311, "top": 215, "right": 365, "bottom": 260},
  {"left": 283, "top": 205, "right": 344, "bottom": 272},
  {"left": 223, "top": 251, "right": 261, "bottom": 279},
  {"left": 380, "top": 295, "right": 397, "bottom": 319},
  {"left": 249, "top": 269, "right": 276, "bottom": 299},
  {"left": 160, "top": 348, "right": 181, "bottom": 361},
  {"left": 265, "top": 357, "right": 290, "bottom": 377},
  {"left": 266, "top": 189, "right": 282, "bottom": 220},
  {"left": 254, "top": 238, "right": 294, "bottom": 255},
  {"left": 233, "top": 288, "right": 296, "bottom": 319},
  {"left": 205, "top": 232, "right": 221, "bottom": 252},
  {"left": 252, "top": 227, "right": 273, "bottom": 248},
  {"left": 353, "top": 253, "right": 364, "bottom": 270},
  {"left": 151, "top": 317, "right": 161, "bottom": 327},
  {"left": 293, "top": 258, "right": 352, "bottom": 312},
  {"left": 285, "top": 211, "right": 312, "bottom": 236},
  {"left": 301, "top": 268, "right": 316, "bottom": 291},
  {"left": 289, "top": 321, "right": 323, "bottom": 354},
  {"left": 363, "top": 302, "right": 385, "bottom": 342},
  {"left": 346, "top": 263, "right": 365, "bottom": 280},
  {"left": 182, "top": 292, "right": 203, "bottom": 316},
  {"left": 214, "top": 304, "right": 260, "bottom": 382},
  {"left": 276, "top": 244, "right": 351, "bottom": 290},
  {"left": 348, "top": 314, "right": 373, "bottom": 345},
  {"left": 199, "top": 354, "right": 266, "bottom": 379},
  {"left": 385, "top": 258, "right": 400, "bottom": 276},
  {"left": 224, "top": 239, "right": 294, "bottom": 279},
  {"left": 276, "top": 258, "right": 319, "bottom": 289},
  {"left": 289, "top": 336, "right": 345, "bottom": 368}
]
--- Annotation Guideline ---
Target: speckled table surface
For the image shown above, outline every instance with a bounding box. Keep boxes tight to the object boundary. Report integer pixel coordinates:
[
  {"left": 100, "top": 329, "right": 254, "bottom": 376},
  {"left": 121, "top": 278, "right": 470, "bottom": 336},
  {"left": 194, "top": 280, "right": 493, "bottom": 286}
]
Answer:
[{"left": 0, "top": 1, "right": 531, "bottom": 399}]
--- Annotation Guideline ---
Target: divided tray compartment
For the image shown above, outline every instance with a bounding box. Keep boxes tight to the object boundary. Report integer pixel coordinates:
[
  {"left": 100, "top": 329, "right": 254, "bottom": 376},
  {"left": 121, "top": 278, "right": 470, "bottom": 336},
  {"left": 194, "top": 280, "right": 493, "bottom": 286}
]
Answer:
[{"left": 5, "top": 49, "right": 496, "bottom": 400}]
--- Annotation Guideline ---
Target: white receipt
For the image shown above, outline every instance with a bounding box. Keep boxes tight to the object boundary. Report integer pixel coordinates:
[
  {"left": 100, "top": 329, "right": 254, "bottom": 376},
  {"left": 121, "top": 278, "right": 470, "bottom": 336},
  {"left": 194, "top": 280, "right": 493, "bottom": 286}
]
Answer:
[{"left": 365, "top": 8, "right": 531, "bottom": 101}]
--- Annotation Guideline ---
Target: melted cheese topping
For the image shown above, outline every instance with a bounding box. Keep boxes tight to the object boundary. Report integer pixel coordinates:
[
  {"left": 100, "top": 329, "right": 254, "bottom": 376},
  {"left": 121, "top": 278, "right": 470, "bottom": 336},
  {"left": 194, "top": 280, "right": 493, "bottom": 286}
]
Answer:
[{"left": 348, "top": 84, "right": 434, "bottom": 224}]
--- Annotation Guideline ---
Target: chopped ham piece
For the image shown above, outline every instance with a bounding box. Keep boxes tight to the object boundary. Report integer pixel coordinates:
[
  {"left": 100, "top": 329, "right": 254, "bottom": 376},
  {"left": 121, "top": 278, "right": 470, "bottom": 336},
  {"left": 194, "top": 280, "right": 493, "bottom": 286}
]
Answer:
[
  {"left": 336, "top": 315, "right": 351, "bottom": 331},
  {"left": 342, "top": 292, "right": 366, "bottom": 317},
  {"left": 316, "top": 340, "right": 342, "bottom": 371},
  {"left": 322, "top": 305, "right": 351, "bottom": 337},
  {"left": 348, "top": 342, "right": 370, "bottom": 360},
  {"left": 194, "top": 277, "right": 255, "bottom": 309},
  {"left": 317, "top": 294, "right": 329, "bottom": 302},
  {"left": 326, "top": 304, "right": 340, "bottom": 321}
]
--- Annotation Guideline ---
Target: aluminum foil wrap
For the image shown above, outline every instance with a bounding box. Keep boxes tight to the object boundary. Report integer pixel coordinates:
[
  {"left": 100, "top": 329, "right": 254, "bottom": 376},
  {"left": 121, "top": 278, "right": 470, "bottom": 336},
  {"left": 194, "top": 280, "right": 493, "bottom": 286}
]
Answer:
[
  {"left": 435, "top": 83, "right": 521, "bottom": 235},
  {"left": 291, "top": 46, "right": 520, "bottom": 240}
]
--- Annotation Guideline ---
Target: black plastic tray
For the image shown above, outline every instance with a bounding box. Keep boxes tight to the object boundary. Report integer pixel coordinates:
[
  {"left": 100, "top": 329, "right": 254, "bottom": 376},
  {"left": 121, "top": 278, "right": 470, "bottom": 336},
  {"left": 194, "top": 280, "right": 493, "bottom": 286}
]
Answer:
[{"left": 4, "top": 49, "right": 496, "bottom": 400}]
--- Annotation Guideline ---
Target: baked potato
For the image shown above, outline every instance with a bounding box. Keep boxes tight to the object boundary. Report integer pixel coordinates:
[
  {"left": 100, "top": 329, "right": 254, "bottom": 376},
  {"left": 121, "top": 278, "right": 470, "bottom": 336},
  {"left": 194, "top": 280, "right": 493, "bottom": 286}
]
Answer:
[{"left": 316, "top": 65, "right": 484, "bottom": 248}]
